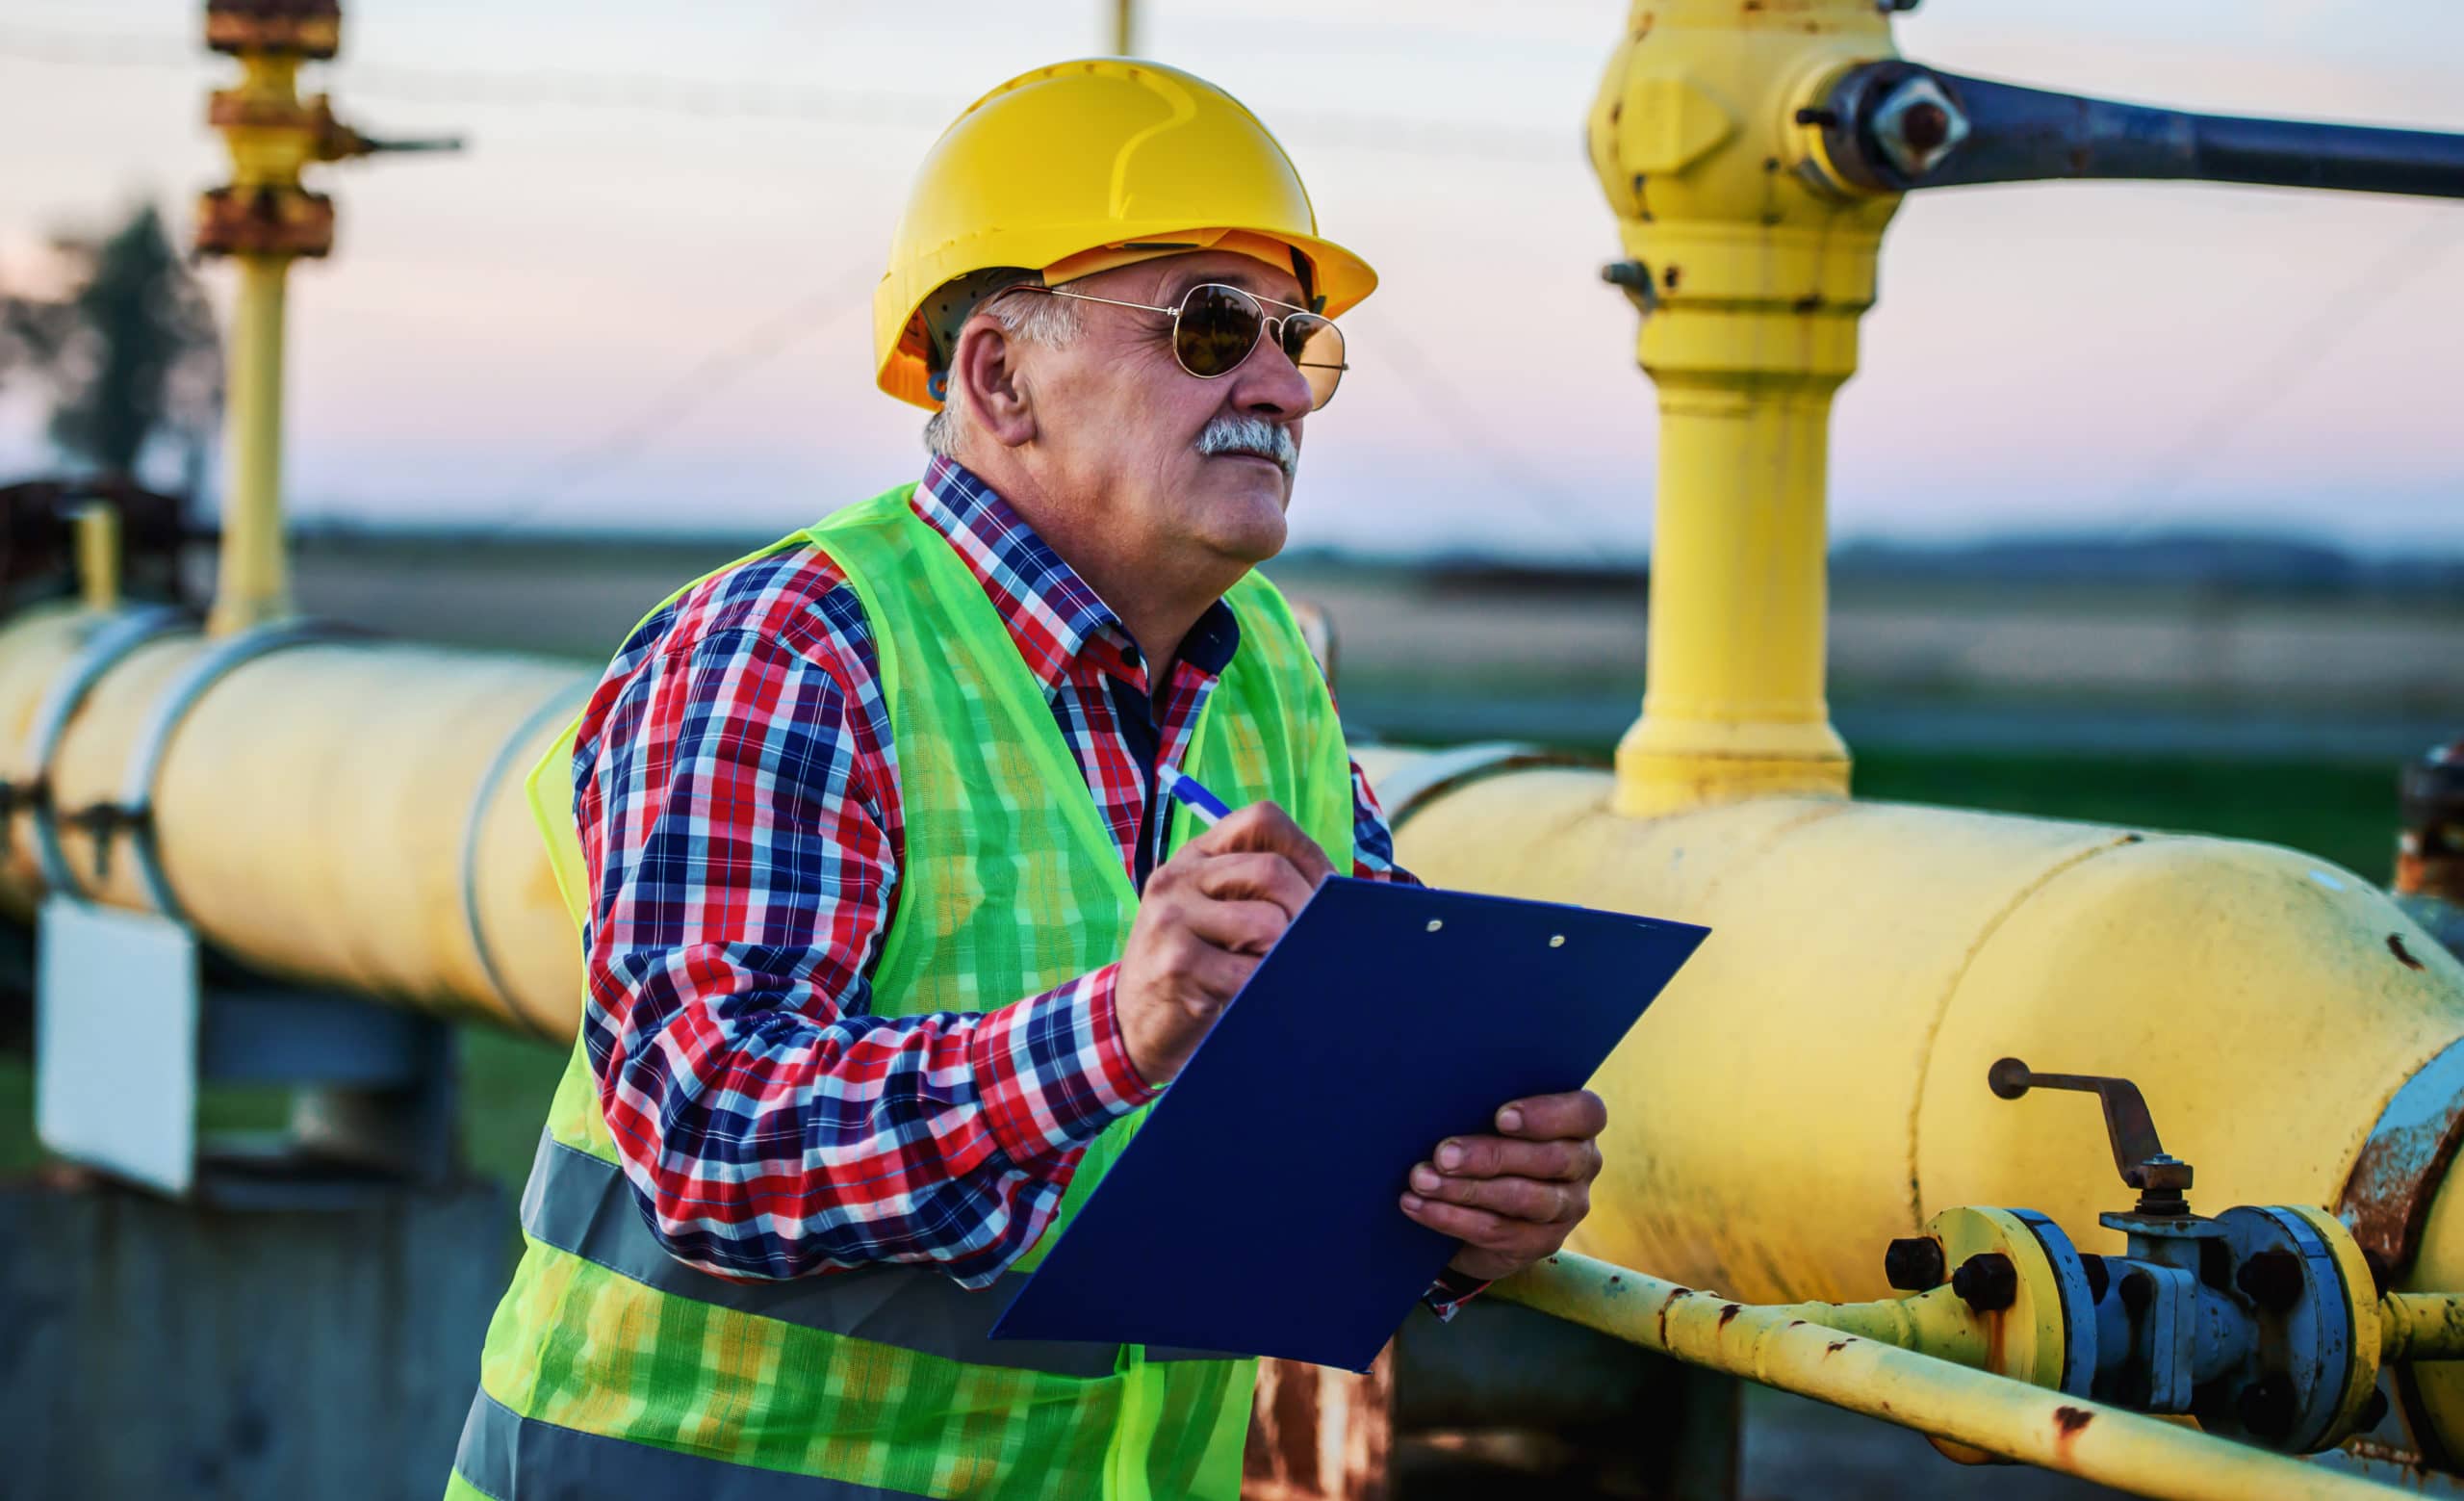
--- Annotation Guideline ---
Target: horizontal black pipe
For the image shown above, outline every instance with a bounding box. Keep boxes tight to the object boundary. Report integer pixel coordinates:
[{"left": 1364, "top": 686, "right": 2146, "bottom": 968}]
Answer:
[{"left": 1834, "top": 64, "right": 2464, "bottom": 200}]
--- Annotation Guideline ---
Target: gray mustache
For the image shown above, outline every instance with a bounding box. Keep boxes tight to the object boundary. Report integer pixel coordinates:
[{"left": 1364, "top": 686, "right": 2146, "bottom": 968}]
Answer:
[{"left": 1194, "top": 415, "right": 1298, "bottom": 479}]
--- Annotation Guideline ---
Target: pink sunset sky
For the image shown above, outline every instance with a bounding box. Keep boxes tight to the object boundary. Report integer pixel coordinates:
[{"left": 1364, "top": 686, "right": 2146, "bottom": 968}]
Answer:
[{"left": 3, "top": 0, "right": 2459, "bottom": 558}]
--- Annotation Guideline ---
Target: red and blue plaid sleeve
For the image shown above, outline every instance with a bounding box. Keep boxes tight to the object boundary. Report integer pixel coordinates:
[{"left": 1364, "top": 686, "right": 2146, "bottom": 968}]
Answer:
[
  {"left": 572, "top": 550, "right": 1156, "bottom": 1287},
  {"left": 1348, "top": 755, "right": 1418, "bottom": 886}
]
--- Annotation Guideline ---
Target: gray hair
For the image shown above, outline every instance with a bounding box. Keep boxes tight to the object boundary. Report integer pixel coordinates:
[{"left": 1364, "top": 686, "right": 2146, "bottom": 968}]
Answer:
[{"left": 922, "top": 287, "right": 1084, "bottom": 459}]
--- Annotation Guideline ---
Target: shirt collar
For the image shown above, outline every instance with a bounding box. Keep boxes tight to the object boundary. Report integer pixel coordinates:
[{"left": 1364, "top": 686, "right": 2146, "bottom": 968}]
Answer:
[{"left": 911, "top": 456, "right": 1242, "bottom": 694}]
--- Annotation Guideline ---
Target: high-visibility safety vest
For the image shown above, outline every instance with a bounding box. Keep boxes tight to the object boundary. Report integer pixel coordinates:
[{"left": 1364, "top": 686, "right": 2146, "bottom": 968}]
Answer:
[{"left": 447, "top": 485, "right": 1356, "bottom": 1501}]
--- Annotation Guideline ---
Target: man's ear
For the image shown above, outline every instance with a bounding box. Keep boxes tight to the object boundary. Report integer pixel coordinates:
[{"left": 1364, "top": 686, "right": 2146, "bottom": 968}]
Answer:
[{"left": 952, "top": 320, "right": 1037, "bottom": 448}]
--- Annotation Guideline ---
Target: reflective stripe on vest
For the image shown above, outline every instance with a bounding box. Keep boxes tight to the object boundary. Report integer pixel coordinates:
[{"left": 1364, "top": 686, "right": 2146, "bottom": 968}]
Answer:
[
  {"left": 516, "top": 1128, "right": 1242, "bottom": 1375},
  {"left": 454, "top": 1388, "right": 937, "bottom": 1501}
]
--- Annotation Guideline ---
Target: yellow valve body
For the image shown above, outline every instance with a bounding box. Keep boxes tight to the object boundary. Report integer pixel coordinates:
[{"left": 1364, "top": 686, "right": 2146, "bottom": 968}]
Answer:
[{"left": 1587, "top": 0, "right": 1902, "bottom": 815}]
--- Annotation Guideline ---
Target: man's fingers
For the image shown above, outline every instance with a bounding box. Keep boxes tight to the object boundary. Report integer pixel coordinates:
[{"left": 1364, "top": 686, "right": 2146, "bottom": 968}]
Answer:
[
  {"left": 1496, "top": 1089, "right": 1608, "bottom": 1141},
  {"left": 1149, "top": 927, "right": 1258, "bottom": 1006},
  {"left": 1191, "top": 801, "right": 1337, "bottom": 886},
  {"left": 1424, "top": 1135, "right": 1600, "bottom": 1183},
  {"left": 1180, "top": 896, "right": 1290, "bottom": 957},
  {"left": 1399, "top": 1194, "right": 1515, "bottom": 1247},
  {"left": 1192, "top": 851, "right": 1318, "bottom": 923},
  {"left": 1406, "top": 1167, "right": 1586, "bottom": 1225}
]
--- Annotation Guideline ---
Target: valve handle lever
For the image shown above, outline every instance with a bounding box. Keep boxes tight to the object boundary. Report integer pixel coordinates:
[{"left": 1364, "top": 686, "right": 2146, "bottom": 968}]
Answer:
[{"left": 1989, "top": 1057, "right": 2194, "bottom": 1212}]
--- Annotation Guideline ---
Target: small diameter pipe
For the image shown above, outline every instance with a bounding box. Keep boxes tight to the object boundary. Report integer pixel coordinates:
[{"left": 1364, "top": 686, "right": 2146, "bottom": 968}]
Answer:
[
  {"left": 72, "top": 504, "right": 120, "bottom": 611},
  {"left": 2380, "top": 1292, "right": 2464, "bottom": 1362},
  {"left": 207, "top": 254, "right": 294, "bottom": 636},
  {"left": 1495, "top": 1252, "right": 2397, "bottom": 1501}
]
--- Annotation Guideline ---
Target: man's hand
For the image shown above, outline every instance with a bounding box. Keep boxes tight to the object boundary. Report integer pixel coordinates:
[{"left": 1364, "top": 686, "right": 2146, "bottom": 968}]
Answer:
[
  {"left": 1401, "top": 1091, "right": 1606, "bottom": 1283},
  {"left": 1116, "top": 801, "right": 1336, "bottom": 1085}
]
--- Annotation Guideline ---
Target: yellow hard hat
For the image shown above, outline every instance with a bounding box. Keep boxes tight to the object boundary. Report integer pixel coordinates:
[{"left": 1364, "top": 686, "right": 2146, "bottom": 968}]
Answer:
[{"left": 873, "top": 58, "right": 1379, "bottom": 411}]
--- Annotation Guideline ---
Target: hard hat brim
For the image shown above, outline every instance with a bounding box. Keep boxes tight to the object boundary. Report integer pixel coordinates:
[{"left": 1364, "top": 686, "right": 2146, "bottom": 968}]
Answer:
[{"left": 875, "top": 225, "right": 1377, "bottom": 413}]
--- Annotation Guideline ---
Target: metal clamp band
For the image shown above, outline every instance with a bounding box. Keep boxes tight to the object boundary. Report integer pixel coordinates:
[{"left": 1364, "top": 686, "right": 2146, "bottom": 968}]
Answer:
[
  {"left": 116, "top": 618, "right": 362, "bottom": 921},
  {"left": 459, "top": 680, "right": 591, "bottom": 1039},
  {"left": 1365, "top": 740, "right": 1604, "bottom": 831},
  {"left": 18, "top": 606, "right": 195, "bottom": 899},
  {"left": 2336, "top": 1034, "right": 2464, "bottom": 1470}
]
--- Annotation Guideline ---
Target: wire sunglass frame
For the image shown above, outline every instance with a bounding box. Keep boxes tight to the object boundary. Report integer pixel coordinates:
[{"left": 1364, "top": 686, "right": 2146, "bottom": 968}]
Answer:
[{"left": 1017, "top": 281, "right": 1349, "bottom": 410}]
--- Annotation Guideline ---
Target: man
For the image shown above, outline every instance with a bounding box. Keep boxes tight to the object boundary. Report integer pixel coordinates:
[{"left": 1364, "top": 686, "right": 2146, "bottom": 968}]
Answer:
[{"left": 449, "top": 58, "right": 1607, "bottom": 1501}]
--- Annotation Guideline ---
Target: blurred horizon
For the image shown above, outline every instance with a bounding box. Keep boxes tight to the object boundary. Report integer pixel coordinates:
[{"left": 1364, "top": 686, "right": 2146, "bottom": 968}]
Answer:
[{"left": 4, "top": 0, "right": 2462, "bottom": 560}]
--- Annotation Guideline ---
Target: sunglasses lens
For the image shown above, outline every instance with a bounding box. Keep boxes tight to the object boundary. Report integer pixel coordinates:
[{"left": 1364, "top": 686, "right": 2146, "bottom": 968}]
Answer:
[
  {"left": 1173, "top": 284, "right": 1265, "bottom": 378},
  {"left": 1285, "top": 315, "right": 1346, "bottom": 411}
]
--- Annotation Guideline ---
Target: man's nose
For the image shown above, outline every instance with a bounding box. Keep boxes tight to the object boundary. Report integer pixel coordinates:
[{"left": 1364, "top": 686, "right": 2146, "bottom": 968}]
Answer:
[{"left": 1234, "top": 327, "right": 1316, "bottom": 421}]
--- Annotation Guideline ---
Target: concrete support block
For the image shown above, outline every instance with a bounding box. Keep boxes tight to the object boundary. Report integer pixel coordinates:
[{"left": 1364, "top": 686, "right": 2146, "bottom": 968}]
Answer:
[{"left": 0, "top": 1177, "right": 503, "bottom": 1500}]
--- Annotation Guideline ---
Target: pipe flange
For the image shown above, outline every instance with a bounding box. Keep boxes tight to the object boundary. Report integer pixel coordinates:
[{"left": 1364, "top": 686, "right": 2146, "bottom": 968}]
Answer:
[
  {"left": 459, "top": 682, "right": 591, "bottom": 1039},
  {"left": 115, "top": 618, "right": 365, "bottom": 922},
  {"left": 17, "top": 606, "right": 196, "bottom": 900},
  {"left": 1919, "top": 1204, "right": 2095, "bottom": 1465},
  {"left": 2196, "top": 1205, "right": 2374, "bottom": 1454}
]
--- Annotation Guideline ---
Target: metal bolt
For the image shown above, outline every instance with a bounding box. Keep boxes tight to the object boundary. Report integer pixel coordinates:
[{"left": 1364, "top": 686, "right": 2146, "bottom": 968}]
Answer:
[
  {"left": 1868, "top": 73, "right": 1970, "bottom": 179},
  {"left": 1885, "top": 1236, "right": 1946, "bottom": 1292},
  {"left": 2236, "top": 1249, "right": 2305, "bottom": 1313},
  {"left": 1950, "top": 1253, "right": 2018, "bottom": 1313},
  {"left": 1898, "top": 101, "right": 1950, "bottom": 154},
  {"left": 2236, "top": 1373, "right": 2298, "bottom": 1441}
]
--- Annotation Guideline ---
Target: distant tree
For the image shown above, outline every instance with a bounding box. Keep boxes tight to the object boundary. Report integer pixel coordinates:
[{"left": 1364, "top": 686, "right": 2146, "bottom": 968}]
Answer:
[{"left": 0, "top": 204, "right": 221, "bottom": 484}]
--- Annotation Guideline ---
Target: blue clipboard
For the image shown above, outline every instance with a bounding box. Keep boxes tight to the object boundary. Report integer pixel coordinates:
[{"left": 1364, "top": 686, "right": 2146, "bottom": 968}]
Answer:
[{"left": 990, "top": 876, "right": 1708, "bottom": 1372}]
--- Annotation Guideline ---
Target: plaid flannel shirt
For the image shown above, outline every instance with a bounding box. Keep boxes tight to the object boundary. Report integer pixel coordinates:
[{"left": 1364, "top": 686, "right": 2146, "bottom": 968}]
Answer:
[{"left": 571, "top": 457, "right": 1479, "bottom": 1313}]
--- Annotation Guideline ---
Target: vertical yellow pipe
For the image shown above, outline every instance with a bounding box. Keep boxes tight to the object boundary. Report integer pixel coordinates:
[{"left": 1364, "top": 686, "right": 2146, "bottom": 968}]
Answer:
[
  {"left": 72, "top": 505, "right": 121, "bottom": 612},
  {"left": 1112, "top": 0, "right": 1136, "bottom": 55},
  {"left": 207, "top": 254, "right": 293, "bottom": 636},
  {"left": 1587, "top": 0, "right": 1902, "bottom": 815},
  {"left": 1624, "top": 381, "right": 1847, "bottom": 810}
]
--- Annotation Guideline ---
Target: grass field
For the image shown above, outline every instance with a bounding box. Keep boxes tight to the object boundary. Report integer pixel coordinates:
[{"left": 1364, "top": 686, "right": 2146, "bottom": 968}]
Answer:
[{"left": 0, "top": 747, "right": 2406, "bottom": 1200}]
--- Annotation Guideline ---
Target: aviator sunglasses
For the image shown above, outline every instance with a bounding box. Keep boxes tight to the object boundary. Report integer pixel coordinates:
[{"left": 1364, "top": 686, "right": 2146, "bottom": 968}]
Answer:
[{"left": 1020, "top": 281, "right": 1349, "bottom": 410}]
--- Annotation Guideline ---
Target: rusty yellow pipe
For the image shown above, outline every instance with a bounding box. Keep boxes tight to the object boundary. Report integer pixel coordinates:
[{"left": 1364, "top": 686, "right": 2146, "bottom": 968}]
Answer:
[
  {"left": 1761, "top": 1284, "right": 1999, "bottom": 1371},
  {"left": 1499, "top": 1252, "right": 2395, "bottom": 1500},
  {"left": 2380, "top": 1292, "right": 2464, "bottom": 1362}
]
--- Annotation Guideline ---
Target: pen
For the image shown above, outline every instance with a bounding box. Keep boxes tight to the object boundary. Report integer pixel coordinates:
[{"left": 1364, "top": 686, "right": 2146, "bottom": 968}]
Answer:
[{"left": 1159, "top": 765, "right": 1233, "bottom": 828}]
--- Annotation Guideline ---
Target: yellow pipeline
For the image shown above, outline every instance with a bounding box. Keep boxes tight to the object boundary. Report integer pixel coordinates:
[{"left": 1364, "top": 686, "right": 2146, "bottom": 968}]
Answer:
[
  {"left": 0, "top": 607, "right": 589, "bottom": 1036},
  {"left": 1590, "top": 0, "right": 1898, "bottom": 815},
  {"left": 1376, "top": 769, "right": 2464, "bottom": 1299},
  {"left": 1499, "top": 1252, "right": 2394, "bottom": 1501}
]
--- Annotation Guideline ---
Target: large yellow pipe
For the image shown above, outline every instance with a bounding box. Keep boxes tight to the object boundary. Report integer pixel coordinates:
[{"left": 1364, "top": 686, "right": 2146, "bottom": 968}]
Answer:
[
  {"left": 1500, "top": 1252, "right": 2394, "bottom": 1501},
  {"left": 1384, "top": 768, "right": 2464, "bottom": 1304},
  {"left": 0, "top": 608, "right": 588, "bottom": 1036}
]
